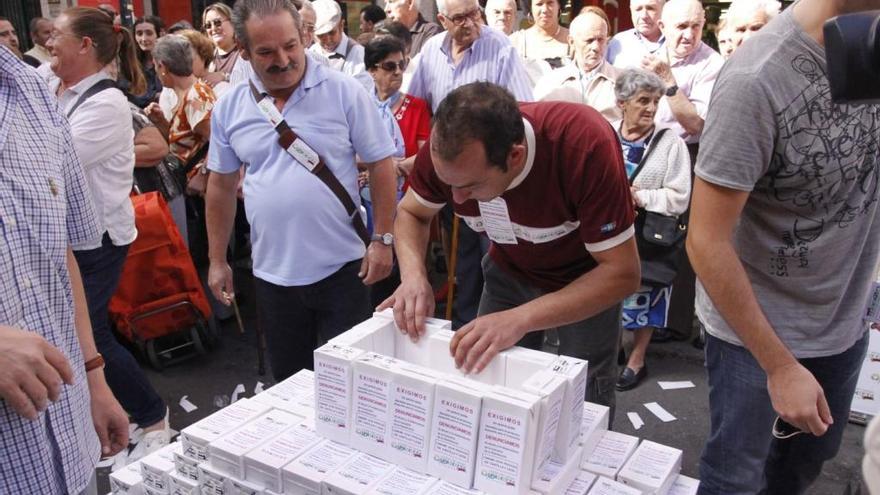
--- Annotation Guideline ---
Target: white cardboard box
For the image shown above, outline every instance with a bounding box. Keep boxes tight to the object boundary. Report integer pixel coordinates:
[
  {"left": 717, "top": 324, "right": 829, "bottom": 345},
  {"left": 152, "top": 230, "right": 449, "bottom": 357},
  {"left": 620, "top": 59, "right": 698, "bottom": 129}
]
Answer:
[
  {"left": 395, "top": 322, "right": 445, "bottom": 367},
  {"left": 373, "top": 308, "right": 453, "bottom": 330},
  {"left": 502, "top": 347, "right": 557, "bottom": 389},
  {"left": 531, "top": 446, "right": 583, "bottom": 495},
  {"left": 431, "top": 481, "right": 487, "bottom": 494},
  {"left": 351, "top": 353, "right": 399, "bottom": 458},
  {"left": 140, "top": 442, "right": 182, "bottom": 492},
  {"left": 666, "top": 474, "right": 700, "bottom": 495},
  {"left": 322, "top": 453, "right": 395, "bottom": 495},
  {"left": 580, "top": 402, "right": 610, "bottom": 458},
  {"left": 109, "top": 460, "right": 144, "bottom": 495},
  {"left": 388, "top": 363, "right": 438, "bottom": 473},
  {"left": 549, "top": 356, "right": 589, "bottom": 461},
  {"left": 252, "top": 369, "right": 315, "bottom": 416},
  {"left": 473, "top": 386, "right": 542, "bottom": 495},
  {"left": 617, "top": 440, "right": 682, "bottom": 494},
  {"left": 851, "top": 329, "right": 880, "bottom": 418},
  {"left": 180, "top": 399, "right": 272, "bottom": 462},
  {"left": 365, "top": 467, "right": 439, "bottom": 495},
  {"left": 331, "top": 317, "right": 398, "bottom": 356},
  {"left": 427, "top": 330, "right": 507, "bottom": 385},
  {"left": 198, "top": 461, "right": 230, "bottom": 495},
  {"left": 243, "top": 421, "right": 322, "bottom": 492},
  {"left": 582, "top": 431, "right": 639, "bottom": 479},
  {"left": 169, "top": 470, "right": 198, "bottom": 495},
  {"left": 314, "top": 344, "right": 367, "bottom": 444},
  {"left": 226, "top": 476, "right": 263, "bottom": 495},
  {"left": 587, "top": 476, "right": 642, "bottom": 495},
  {"left": 174, "top": 450, "right": 201, "bottom": 482},
  {"left": 523, "top": 370, "right": 568, "bottom": 479},
  {"left": 564, "top": 471, "right": 598, "bottom": 495},
  {"left": 427, "top": 377, "right": 487, "bottom": 488},
  {"left": 281, "top": 440, "right": 359, "bottom": 494},
  {"left": 208, "top": 409, "right": 303, "bottom": 479}
]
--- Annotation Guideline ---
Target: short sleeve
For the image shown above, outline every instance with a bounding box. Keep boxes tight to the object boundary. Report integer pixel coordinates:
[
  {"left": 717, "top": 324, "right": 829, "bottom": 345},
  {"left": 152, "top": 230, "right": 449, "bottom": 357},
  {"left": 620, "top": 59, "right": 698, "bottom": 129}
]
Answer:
[
  {"left": 59, "top": 121, "right": 101, "bottom": 246},
  {"left": 498, "top": 46, "right": 535, "bottom": 102},
  {"left": 688, "top": 52, "right": 724, "bottom": 120},
  {"left": 207, "top": 90, "right": 243, "bottom": 174},
  {"left": 184, "top": 83, "right": 215, "bottom": 131},
  {"left": 413, "top": 98, "right": 431, "bottom": 144},
  {"left": 345, "top": 81, "right": 397, "bottom": 164},
  {"left": 407, "top": 138, "right": 449, "bottom": 209},
  {"left": 695, "top": 68, "right": 776, "bottom": 192}
]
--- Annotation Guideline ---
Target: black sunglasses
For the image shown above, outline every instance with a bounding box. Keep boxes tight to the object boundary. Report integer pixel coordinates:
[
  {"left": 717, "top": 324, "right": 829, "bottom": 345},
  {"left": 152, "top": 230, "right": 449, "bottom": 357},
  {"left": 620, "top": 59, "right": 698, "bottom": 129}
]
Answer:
[
  {"left": 376, "top": 59, "right": 408, "bottom": 72},
  {"left": 204, "top": 18, "right": 227, "bottom": 30}
]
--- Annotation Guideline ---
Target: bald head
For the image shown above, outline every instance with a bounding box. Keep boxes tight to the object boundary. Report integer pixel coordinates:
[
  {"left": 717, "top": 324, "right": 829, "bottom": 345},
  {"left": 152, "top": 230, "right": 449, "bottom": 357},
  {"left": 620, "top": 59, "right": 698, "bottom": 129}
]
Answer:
[
  {"left": 569, "top": 11, "right": 609, "bottom": 72},
  {"left": 659, "top": 0, "right": 704, "bottom": 59}
]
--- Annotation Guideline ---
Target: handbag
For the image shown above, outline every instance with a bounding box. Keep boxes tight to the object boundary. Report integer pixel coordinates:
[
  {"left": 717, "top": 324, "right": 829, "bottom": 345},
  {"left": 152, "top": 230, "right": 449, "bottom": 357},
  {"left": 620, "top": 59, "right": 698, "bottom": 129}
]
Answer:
[{"left": 628, "top": 128, "right": 687, "bottom": 287}]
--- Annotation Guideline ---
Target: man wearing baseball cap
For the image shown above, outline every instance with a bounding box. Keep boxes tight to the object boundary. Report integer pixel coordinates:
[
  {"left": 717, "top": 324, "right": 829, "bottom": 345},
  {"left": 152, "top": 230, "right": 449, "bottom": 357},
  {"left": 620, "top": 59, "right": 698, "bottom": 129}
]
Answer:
[{"left": 309, "top": 0, "right": 372, "bottom": 90}]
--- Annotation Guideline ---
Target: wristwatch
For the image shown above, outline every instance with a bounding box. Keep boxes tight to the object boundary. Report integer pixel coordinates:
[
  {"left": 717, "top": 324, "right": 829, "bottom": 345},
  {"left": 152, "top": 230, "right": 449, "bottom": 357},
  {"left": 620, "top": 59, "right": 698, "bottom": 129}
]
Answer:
[
  {"left": 371, "top": 233, "right": 394, "bottom": 246},
  {"left": 665, "top": 84, "right": 679, "bottom": 97}
]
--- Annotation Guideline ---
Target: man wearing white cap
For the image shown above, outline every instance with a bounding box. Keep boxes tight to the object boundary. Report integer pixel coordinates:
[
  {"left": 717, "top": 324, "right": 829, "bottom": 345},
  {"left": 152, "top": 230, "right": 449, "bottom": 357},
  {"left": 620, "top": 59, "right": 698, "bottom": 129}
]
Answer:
[{"left": 309, "top": 0, "right": 372, "bottom": 90}]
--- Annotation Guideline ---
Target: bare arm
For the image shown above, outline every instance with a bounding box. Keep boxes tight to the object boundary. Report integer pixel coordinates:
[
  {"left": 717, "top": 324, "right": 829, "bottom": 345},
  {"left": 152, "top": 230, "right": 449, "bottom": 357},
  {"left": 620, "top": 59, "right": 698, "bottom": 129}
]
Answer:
[
  {"left": 642, "top": 55, "right": 704, "bottom": 137},
  {"left": 205, "top": 171, "right": 240, "bottom": 303},
  {"left": 134, "top": 126, "right": 170, "bottom": 167},
  {"left": 686, "top": 178, "right": 832, "bottom": 435}
]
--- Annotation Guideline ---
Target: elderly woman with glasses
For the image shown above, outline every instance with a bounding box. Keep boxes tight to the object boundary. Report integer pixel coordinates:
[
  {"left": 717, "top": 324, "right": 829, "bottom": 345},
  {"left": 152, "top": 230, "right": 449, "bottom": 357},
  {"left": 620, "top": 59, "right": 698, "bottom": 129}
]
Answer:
[{"left": 613, "top": 68, "right": 692, "bottom": 391}]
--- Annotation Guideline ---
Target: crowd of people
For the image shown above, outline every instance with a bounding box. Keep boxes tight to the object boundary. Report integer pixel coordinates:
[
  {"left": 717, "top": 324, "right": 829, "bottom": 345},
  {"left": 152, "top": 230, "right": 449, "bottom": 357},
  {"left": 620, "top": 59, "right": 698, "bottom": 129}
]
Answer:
[{"left": 1, "top": 0, "right": 878, "bottom": 493}]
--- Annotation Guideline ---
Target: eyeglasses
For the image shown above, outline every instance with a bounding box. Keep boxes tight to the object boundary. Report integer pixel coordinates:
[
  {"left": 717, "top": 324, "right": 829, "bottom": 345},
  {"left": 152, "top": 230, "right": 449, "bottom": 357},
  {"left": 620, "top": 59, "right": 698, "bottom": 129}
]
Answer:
[
  {"left": 204, "top": 18, "right": 228, "bottom": 31},
  {"left": 376, "top": 59, "right": 408, "bottom": 72},
  {"left": 302, "top": 22, "right": 316, "bottom": 32},
  {"left": 443, "top": 7, "right": 481, "bottom": 26}
]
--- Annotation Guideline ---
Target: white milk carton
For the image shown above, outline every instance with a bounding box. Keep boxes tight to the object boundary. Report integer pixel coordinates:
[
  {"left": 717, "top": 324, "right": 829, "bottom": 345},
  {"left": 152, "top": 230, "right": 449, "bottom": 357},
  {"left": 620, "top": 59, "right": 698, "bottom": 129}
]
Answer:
[
  {"left": 331, "top": 317, "right": 397, "bottom": 356},
  {"left": 666, "top": 474, "right": 700, "bottom": 495},
  {"left": 109, "top": 460, "right": 144, "bottom": 494},
  {"left": 432, "top": 481, "right": 487, "bottom": 494},
  {"left": 168, "top": 470, "right": 198, "bottom": 495},
  {"left": 587, "top": 476, "right": 643, "bottom": 495},
  {"left": 564, "top": 471, "right": 598, "bottom": 495},
  {"left": 252, "top": 369, "right": 315, "bottom": 416},
  {"left": 208, "top": 409, "right": 303, "bottom": 478},
  {"left": 502, "top": 347, "right": 557, "bottom": 388},
  {"left": 198, "top": 462, "right": 230, "bottom": 495},
  {"left": 365, "top": 467, "right": 439, "bottom": 495},
  {"left": 281, "top": 440, "right": 359, "bottom": 494},
  {"left": 582, "top": 431, "right": 639, "bottom": 479},
  {"left": 531, "top": 446, "right": 583, "bottom": 495},
  {"left": 140, "top": 442, "right": 181, "bottom": 492},
  {"left": 427, "top": 377, "right": 487, "bottom": 487},
  {"left": 351, "top": 353, "right": 399, "bottom": 458},
  {"left": 180, "top": 399, "right": 272, "bottom": 461},
  {"left": 388, "top": 363, "right": 438, "bottom": 472},
  {"left": 474, "top": 386, "right": 543, "bottom": 495},
  {"left": 314, "top": 344, "right": 367, "bottom": 444},
  {"left": 427, "top": 330, "right": 507, "bottom": 385},
  {"left": 548, "top": 356, "right": 589, "bottom": 460},
  {"left": 580, "top": 402, "right": 610, "bottom": 457},
  {"left": 523, "top": 370, "right": 568, "bottom": 478},
  {"left": 617, "top": 441, "right": 683, "bottom": 494},
  {"left": 242, "top": 421, "right": 322, "bottom": 492},
  {"left": 322, "top": 453, "right": 395, "bottom": 495}
]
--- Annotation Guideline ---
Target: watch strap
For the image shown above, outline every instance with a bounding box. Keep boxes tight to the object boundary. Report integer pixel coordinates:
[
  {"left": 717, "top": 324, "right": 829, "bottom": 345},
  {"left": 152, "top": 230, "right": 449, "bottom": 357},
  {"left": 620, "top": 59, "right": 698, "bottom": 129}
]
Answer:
[{"left": 85, "top": 354, "right": 105, "bottom": 372}]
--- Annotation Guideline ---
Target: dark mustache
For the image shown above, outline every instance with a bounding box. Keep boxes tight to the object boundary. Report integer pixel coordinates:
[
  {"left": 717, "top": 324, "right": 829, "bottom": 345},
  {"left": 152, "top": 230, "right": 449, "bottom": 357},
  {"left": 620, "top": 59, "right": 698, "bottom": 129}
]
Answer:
[{"left": 267, "top": 62, "right": 297, "bottom": 73}]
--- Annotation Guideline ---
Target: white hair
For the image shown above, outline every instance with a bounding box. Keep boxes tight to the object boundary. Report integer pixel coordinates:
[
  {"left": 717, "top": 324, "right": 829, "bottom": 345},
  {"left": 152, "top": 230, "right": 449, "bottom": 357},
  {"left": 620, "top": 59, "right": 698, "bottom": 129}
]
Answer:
[
  {"left": 436, "top": 0, "right": 476, "bottom": 15},
  {"left": 726, "top": 0, "right": 781, "bottom": 23}
]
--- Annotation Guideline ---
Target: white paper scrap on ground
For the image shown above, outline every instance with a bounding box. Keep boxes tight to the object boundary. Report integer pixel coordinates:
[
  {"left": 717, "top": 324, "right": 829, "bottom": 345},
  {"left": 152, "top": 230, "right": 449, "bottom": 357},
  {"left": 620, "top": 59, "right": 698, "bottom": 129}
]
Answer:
[
  {"left": 179, "top": 395, "right": 198, "bottom": 413},
  {"left": 644, "top": 402, "right": 676, "bottom": 422},
  {"left": 255, "top": 381, "right": 265, "bottom": 394},
  {"left": 657, "top": 381, "right": 695, "bottom": 390},
  {"left": 627, "top": 412, "right": 643, "bottom": 430},
  {"left": 231, "top": 383, "right": 246, "bottom": 403}
]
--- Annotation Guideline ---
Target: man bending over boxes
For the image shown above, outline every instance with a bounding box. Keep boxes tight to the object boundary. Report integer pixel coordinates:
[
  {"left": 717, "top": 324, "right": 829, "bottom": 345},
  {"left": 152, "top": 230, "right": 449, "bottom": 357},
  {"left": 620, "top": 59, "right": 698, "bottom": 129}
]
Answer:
[{"left": 379, "top": 82, "right": 640, "bottom": 410}]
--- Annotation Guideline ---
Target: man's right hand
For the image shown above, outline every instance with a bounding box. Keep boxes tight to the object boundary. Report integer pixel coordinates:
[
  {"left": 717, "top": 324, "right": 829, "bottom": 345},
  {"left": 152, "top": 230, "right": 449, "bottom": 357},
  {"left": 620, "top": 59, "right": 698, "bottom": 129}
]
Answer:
[
  {"left": 767, "top": 361, "right": 833, "bottom": 436},
  {"left": 0, "top": 325, "right": 75, "bottom": 420},
  {"left": 377, "top": 275, "right": 435, "bottom": 341},
  {"left": 208, "top": 261, "right": 235, "bottom": 306}
]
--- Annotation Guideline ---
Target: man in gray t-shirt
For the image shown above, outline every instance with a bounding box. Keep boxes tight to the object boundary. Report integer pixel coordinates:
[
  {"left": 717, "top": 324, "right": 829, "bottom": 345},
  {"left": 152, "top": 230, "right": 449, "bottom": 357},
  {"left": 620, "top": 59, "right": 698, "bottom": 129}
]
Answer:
[{"left": 688, "top": 1, "right": 880, "bottom": 493}]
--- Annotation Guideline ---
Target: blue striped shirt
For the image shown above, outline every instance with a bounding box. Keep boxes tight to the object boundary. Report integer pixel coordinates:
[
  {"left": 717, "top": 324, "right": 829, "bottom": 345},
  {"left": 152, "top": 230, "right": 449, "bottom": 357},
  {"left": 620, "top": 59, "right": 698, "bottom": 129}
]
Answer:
[
  {"left": 408, "top": 25, "right": 534, "bottom": 112},
  {"left": 0, "top": 47, "right": 103, "bottom": 495}
]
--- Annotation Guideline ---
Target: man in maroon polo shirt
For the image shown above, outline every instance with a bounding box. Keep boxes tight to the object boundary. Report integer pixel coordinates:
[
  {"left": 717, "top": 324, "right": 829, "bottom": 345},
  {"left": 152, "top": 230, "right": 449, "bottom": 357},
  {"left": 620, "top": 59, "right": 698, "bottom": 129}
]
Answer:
[{"left": 380, "top": 82, "right": 640, "bottom": 409}]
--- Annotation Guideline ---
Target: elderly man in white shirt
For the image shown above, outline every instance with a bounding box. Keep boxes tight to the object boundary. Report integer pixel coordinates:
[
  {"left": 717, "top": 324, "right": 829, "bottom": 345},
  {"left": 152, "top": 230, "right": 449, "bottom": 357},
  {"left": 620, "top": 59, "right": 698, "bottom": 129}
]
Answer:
[
  {"left": 485, "top": 0, "right": 518, "bottom": 35},
  {"left": 607, "top": 0, "right": 666, "bottom": 68},
  {"left": 534, "top": 7, "right": 621, "bottom": 122},
  {"left": 308, "top": 0, "right": 372, "bottom": 90},
  {"left": 725, "top": 0, "right": 781, "bottom": 51}
]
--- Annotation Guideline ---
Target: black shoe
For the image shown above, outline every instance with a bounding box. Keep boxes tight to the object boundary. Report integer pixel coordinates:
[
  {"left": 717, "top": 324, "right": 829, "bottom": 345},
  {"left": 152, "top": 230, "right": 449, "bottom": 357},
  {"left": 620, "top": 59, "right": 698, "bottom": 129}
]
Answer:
[
  {"left": 616, "top": 366, "right": 647, "bottom": 391},
  {"left": 650, "top": 328, "right": 676, "bottom": 343}
]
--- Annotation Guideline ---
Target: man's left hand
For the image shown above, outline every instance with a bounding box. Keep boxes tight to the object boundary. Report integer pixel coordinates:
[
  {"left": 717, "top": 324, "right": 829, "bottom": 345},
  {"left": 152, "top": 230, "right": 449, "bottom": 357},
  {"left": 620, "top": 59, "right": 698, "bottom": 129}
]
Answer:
[
  {"left": 89, "top": 376, "right": 129, "bottom": 456},
  {"left": 359, "top": 243, "right": 393, "bottom": 285},
  {"left": 450, "top": 310, "right": 529, "bottom": 374}
]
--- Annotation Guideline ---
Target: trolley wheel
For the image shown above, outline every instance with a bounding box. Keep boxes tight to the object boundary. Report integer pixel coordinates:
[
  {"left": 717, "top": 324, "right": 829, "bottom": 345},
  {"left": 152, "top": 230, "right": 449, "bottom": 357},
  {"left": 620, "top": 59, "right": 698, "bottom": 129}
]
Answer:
[
  {"left": 146, "top": 340, "right": 164, "bottom": 371},
  {"left": 190, "top": 326, "right": 207, "bottom": 355}
]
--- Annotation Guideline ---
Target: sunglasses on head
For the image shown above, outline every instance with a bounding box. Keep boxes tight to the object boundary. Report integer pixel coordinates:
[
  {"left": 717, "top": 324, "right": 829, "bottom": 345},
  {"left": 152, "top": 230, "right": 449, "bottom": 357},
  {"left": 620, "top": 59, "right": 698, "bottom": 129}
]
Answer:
[{"left": 377, "top": 59, "right": 408, "bottom": 72}]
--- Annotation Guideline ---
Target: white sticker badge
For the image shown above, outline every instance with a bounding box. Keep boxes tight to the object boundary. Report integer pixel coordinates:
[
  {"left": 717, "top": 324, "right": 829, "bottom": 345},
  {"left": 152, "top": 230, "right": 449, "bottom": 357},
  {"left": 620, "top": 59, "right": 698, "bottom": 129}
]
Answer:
[{"left": 477, "top": 197, "right": 518, "bottom": 245}]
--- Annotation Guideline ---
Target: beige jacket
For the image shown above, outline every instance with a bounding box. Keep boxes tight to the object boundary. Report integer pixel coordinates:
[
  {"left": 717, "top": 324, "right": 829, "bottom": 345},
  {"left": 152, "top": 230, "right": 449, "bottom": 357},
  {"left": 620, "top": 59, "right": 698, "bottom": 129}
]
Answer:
[{"left": 534, "top": 60, "right": 622, "bottom": 123}]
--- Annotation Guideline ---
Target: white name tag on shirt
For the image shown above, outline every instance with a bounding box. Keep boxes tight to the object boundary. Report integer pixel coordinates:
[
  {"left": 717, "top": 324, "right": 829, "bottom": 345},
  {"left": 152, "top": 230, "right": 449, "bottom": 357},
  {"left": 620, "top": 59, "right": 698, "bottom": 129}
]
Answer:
[
  {"left": 256, "top": 97, "right": 284, "bottom": 127},
  {"left": 478, "top": 197, "right": 518, "bottom": 245},
  {"left": 288, "top": 138, "right": 320, "bottom": 172}
]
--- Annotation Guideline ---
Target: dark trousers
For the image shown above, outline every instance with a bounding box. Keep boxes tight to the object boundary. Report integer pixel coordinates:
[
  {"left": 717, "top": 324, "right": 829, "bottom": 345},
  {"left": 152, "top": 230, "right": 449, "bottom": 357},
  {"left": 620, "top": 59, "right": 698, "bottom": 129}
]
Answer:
[
  {"left": 666, "top": 142, "right": 700, "bottom": 338},
  {"left": 253, "top": 260, "right": 370, "bottom": 381},
  {"left": 441, "top": 205, "right": 488, "bottom": 329},
  {"left": 698, "top": 331, "right": 868, "bottom": 494},
  {"left": 74, "top": 234, "right": 166, "bottom": 427}
]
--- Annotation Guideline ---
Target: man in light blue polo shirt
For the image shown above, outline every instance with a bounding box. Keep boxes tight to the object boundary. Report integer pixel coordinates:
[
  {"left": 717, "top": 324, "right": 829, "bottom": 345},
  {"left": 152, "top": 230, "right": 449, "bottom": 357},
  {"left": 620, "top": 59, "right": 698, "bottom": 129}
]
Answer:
[{"left": 205, "top": 0, "right": 398, "bottom": 380}]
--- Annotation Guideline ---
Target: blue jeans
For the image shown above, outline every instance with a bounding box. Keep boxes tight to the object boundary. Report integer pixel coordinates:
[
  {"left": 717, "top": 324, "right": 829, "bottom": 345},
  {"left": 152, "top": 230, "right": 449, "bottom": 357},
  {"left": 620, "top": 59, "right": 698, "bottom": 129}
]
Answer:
[
  {"left": 698, "top": 330, "right": 868, "bottom": 495},
  {"left": 74, "top": 234, "right": 166, "bottom": 427}
]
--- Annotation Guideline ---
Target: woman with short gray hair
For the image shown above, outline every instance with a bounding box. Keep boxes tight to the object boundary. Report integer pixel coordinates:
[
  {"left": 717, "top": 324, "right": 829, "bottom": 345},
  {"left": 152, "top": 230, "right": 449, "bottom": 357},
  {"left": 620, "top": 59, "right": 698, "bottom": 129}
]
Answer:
[
  {"left": 614, "top": 68, "right": 692, "bottom": 391},
  {"left": 145, "top": 34, "right": 216, "bottom": 193}
]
